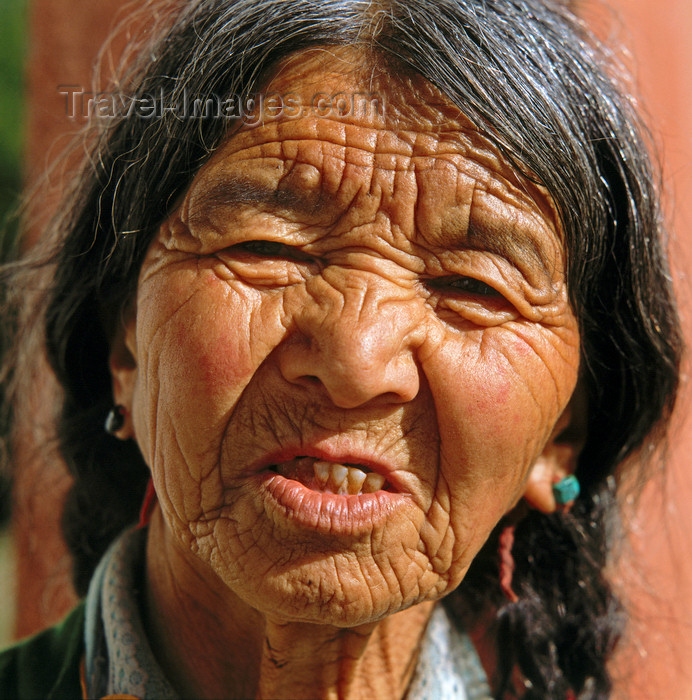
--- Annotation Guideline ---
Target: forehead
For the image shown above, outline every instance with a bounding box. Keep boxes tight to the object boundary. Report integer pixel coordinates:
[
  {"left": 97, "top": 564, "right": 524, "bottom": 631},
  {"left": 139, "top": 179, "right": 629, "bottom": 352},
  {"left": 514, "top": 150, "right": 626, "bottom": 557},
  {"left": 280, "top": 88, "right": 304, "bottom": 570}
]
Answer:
[
  {"left": 183, "top": 47, "right": 563, "bottom": 272},
  {"left": 204, "top": 47, "right": 556, "bottom": 208}
]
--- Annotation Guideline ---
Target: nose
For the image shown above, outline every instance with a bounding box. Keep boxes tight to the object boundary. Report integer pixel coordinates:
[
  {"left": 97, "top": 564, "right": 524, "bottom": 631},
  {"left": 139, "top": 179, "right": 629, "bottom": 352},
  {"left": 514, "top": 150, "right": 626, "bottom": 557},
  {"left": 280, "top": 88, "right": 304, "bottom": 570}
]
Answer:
[{"left": 277, "top": 272, "right": 426, "bottom": 409}]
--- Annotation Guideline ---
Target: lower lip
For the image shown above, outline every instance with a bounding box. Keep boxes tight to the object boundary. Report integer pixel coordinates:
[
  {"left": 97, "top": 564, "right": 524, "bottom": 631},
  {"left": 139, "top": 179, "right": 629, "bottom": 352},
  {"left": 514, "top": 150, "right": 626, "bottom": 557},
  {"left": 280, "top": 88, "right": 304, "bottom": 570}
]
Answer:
[{"left": 258, "top": 472, "right": 410, "bottom": 536}]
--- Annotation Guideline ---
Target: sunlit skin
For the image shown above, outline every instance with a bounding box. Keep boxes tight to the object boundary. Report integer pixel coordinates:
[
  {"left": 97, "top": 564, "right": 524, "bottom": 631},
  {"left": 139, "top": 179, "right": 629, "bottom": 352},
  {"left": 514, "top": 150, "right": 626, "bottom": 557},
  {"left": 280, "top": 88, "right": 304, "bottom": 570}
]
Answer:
[{"left": 110, "top": 48, "right": 581, "bottom": 699}]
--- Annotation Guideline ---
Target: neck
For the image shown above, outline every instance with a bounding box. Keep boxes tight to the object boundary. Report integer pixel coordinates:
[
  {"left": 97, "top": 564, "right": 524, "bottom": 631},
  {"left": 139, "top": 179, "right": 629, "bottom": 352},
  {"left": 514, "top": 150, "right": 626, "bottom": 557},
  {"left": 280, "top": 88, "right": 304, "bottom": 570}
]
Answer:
[{"left": 143, "top": 511, "right": 435, "bottom": 700}]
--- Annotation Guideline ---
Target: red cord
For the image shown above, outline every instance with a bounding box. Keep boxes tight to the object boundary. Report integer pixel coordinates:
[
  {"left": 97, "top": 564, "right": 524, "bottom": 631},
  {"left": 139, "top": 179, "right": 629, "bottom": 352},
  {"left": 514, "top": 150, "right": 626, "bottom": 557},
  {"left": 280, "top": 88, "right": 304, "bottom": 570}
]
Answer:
[{"left": 136, "top": 478, "right": 157, "bottom": 529}]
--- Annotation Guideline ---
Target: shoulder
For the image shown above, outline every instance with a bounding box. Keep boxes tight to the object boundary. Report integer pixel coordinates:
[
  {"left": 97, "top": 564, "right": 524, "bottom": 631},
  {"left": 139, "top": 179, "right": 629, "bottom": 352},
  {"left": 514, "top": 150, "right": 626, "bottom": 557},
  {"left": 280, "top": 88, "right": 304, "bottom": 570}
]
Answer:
[{"left": 0, "top": 602, "right": 86, "bottom": 699}]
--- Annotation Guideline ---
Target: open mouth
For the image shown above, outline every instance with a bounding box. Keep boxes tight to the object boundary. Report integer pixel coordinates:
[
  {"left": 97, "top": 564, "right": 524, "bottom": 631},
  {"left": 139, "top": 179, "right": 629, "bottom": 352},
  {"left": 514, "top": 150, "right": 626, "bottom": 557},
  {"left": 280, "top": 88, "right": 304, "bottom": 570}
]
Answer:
[{"left": 269, "top": 456, "right": 389, "bottom": 496}]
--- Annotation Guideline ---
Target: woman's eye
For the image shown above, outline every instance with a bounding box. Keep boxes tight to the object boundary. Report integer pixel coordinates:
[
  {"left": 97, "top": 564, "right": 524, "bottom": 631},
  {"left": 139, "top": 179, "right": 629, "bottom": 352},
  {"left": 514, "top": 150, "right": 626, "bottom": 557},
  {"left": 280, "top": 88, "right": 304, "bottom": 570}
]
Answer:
[
  {"left": 426, "top": 276, "right": 503, "bottom": 298},
  {"left": 234, "top": 240, "right": 298, "bottom": 258},
  {"left": 214, "top": 239, "right": 316, "bottom": 286}
]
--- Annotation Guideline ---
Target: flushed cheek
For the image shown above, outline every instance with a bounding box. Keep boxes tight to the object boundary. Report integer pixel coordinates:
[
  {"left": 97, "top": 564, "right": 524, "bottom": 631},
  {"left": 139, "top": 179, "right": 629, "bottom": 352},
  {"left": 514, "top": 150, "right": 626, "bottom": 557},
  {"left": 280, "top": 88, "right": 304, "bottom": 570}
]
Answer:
[
  {"left": 430, "top": 341, "right": 540, "bottom": 478},
  {"left": 417, "top": 358, "right": 521, "bottom": 575},
  {"left": 134, "top": 267, "right": 283, "bottom": 481},
  {"left": 423, "top": 330, "right": 577, "bottom": 569}
]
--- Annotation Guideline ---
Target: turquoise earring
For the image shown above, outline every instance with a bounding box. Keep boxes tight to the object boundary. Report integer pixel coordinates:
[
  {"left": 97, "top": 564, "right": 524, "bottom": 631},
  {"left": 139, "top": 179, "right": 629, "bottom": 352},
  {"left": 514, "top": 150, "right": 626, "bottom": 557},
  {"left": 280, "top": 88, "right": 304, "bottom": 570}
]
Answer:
[{"left": 552, "top": 475, "right": 580, "bottom": 505}]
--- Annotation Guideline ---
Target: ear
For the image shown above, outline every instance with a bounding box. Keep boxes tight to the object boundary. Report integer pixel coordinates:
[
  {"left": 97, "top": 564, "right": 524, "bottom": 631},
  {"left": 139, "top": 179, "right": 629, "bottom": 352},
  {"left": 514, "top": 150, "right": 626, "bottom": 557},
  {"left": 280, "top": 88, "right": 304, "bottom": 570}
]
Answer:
[
  {"left": 522, "top": 381, "right": 587, "bottom": 513},
  {"left": 108, "top": 304, "right": 138, "bottom": 440}
]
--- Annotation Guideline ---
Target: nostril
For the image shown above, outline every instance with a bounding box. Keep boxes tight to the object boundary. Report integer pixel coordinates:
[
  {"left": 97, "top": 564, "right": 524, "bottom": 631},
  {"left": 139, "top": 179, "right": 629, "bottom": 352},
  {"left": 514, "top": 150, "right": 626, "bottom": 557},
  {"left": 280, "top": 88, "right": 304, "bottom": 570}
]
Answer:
[
  {"left": 299, "top": 375, "right": 321, "bottom": 387},
  {"left": 290, "top": 374, "right": 323, "bottom": 391}
]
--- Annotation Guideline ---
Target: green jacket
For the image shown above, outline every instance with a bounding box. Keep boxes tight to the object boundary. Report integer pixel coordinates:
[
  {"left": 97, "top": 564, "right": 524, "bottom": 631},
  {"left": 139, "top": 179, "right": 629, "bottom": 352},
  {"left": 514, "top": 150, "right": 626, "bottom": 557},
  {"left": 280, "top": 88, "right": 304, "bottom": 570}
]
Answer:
[{"left": 0, "top": 602, "right": 85, "bottom": 699}]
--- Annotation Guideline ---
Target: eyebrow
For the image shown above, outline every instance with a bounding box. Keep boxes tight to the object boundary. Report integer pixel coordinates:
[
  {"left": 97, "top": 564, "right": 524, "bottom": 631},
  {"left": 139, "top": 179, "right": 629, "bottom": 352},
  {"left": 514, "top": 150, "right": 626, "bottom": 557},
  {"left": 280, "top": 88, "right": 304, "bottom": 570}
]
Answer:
[
  {"left": 466, "top": 219, "right": 553, "bottom": 278},
  {"left": 190, "top": 175, "right": 323, "bottom": 218}
]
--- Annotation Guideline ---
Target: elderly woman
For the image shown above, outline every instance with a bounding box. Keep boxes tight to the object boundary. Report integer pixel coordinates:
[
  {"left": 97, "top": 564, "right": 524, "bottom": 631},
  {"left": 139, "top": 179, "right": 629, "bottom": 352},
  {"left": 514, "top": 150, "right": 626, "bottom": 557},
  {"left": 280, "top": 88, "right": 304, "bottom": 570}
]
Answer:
[{"left": 0, "top": 0, "right": 682, "bottom": 698}]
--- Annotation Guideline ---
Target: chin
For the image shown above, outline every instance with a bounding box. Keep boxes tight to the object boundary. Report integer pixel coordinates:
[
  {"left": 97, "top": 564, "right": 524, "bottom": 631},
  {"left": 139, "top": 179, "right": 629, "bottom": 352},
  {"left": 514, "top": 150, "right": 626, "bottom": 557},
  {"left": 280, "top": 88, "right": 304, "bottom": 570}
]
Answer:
[{"left": 236, "top": 562, "right": 423, "bottom": 628}]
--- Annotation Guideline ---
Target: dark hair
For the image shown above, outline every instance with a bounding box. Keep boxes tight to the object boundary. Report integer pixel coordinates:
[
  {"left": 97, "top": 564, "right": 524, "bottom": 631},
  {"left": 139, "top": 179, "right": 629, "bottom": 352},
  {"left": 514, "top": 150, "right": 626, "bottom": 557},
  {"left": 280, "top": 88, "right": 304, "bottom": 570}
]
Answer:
[{"left": 6, "top": 0, "right": 682, "bottom": 697}]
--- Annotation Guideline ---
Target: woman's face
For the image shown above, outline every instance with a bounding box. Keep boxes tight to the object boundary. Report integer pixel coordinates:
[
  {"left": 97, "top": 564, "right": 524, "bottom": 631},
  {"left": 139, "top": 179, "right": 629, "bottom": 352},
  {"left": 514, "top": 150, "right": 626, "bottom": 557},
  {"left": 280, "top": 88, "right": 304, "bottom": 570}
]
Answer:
[{"left": 117, "top": 50, "right": 580, "bottom": 626}]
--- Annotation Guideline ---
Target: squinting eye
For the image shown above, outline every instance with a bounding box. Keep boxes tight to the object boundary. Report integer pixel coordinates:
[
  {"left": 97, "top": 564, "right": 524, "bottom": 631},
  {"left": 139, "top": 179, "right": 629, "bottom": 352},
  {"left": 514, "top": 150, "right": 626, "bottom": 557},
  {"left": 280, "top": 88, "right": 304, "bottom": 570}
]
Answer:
[
  {"left": 235, "top": 240, "right": 295, "bottom": 257},
  {"left": 426, "top": 276, "right": 503, "bottom": 298}
]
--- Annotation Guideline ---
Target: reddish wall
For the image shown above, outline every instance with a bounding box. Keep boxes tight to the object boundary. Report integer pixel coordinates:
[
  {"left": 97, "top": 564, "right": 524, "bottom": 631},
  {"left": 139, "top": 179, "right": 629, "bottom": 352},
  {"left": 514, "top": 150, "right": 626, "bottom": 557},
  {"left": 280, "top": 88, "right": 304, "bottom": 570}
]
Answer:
[
  {"left": 580, "top": 1, "right": 692, "bottom": 697},
  {"left": 16, "top": 0, "right": 130, "bottom": 638},
  {"left": 18, "top": 1, "right": 692, "bottom": 696}
]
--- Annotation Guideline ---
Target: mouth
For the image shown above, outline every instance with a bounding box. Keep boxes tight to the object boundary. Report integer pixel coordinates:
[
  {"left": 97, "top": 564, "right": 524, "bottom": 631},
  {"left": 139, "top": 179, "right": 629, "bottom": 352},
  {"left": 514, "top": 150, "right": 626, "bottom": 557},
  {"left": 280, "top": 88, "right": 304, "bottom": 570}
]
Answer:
[
  {"left": 269, "top": 456, "right": 389, "bottom": 496},
  {"left": 255, "top": 450, "right": 409, "bottom": 536}
]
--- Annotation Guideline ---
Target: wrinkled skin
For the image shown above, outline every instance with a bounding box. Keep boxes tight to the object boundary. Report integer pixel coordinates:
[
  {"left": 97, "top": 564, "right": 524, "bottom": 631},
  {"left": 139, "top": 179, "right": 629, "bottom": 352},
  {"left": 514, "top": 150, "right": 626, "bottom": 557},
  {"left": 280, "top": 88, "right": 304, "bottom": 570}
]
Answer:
[{"left": 112, "top": 48, "right": 581, "bottom": 699}]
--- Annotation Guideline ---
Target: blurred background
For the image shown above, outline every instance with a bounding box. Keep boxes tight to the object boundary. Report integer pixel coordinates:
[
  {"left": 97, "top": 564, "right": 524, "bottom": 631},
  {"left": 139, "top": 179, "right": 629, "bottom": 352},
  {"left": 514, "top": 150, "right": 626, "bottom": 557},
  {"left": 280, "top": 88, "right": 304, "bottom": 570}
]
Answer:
[
  {"left": 0, "top": 1, "right": 690, "bottom": 697},
  {"left": 0, "top": 0, "right": 27, "bottom": 648},
  {"left": 0, "top": 0, "right": 25, "bottom": 261}
]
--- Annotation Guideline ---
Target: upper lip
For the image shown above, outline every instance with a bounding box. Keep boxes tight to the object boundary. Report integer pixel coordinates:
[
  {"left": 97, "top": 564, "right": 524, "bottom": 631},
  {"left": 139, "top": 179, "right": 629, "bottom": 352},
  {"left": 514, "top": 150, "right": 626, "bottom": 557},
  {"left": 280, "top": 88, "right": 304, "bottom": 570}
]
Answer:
[{"left": 250, "top": 445, "right": 406, "bottom": 492}]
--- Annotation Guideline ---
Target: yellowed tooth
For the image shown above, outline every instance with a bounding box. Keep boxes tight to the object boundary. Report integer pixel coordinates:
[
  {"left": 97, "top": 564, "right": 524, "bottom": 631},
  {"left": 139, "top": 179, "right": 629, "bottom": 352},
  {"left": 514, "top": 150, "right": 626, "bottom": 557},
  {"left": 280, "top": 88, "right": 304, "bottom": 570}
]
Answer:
[
  {"left": 330, "top": 464, "right": 348, "bottom": 493},
  {"left": 363, "top": 472, "right": 385, "bottom": 493},
  {"left": 314, "top": 460, "right": 330, "bottom": 486},
  {"left": 347, "top": 467, "right": 367, "bottom": 494}
]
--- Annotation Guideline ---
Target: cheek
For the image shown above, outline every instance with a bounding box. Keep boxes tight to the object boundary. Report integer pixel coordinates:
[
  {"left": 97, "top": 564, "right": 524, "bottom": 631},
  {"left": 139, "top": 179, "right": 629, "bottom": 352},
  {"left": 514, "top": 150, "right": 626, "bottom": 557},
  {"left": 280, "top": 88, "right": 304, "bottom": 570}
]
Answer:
[
  {"left": 174, "top": 311, "right": 253, "bottom": 399},
  {"left": 134, "top": 268, "right": 282, "bottom": 466},
  {"left": 143, "top": 270, "right": 260, "bottom": 387},
  {"left": 460, "top": 361, "right": 512, "bottom": 421},
  {"left": 423, "top": 328, "right": 577, "bottom": 564},
  {"left": 430, "top": 338, "right": 537, "bottom": 471},
  {"left": 436, "top": 329, "right": 573, "bottom": 454}
]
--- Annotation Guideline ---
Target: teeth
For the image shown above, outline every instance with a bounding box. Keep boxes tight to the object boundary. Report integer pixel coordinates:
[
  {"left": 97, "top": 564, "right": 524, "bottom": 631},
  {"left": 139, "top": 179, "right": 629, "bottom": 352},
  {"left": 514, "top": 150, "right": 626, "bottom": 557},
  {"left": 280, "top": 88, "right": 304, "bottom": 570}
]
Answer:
[
  {"left": 363, "top": 472, "right": 385, "bottom": 493},
  {"left": 314, "top": 460, "right": 330, "bottom": 486},
  {"left": 330, "top": 464, "right": 348, "bottom": 493},
  {"left": 312, "top": 460, "right": 386, "bottom": 495},
  {"left": 347, "top": 468, "right": 367, "bottom": 493}
]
